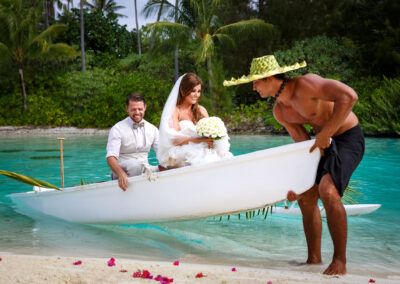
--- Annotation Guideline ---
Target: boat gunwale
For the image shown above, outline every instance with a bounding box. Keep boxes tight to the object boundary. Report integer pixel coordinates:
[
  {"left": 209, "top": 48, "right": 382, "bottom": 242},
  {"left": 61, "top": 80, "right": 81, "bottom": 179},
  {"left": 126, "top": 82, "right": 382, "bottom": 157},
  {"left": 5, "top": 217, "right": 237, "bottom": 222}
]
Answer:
[{"left": 9, "top": 139, "right": 318, "bottom": 198}]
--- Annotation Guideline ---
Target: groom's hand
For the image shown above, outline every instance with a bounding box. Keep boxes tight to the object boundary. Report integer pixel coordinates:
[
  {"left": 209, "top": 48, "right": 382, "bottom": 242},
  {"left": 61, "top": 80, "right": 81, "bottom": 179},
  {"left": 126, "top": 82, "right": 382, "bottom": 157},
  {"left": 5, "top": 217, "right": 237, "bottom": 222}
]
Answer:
[{"left": 118, "top": 172, "right": 129, "bottom": 191}]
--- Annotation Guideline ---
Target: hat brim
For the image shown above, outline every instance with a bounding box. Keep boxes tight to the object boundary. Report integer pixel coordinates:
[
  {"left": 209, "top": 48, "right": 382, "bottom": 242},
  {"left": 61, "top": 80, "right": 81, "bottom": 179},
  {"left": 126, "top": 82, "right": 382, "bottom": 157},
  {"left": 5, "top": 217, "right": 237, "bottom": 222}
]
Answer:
[{"left": 223, "top": 61, "right": 307, "bottom": 87}]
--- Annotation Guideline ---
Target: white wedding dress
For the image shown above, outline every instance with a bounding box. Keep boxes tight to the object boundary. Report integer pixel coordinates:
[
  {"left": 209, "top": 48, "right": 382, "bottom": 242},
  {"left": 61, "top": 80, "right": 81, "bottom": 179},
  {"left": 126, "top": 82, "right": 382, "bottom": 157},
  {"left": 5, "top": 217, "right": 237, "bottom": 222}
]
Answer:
[
  {"left": 157, "top": 74, "right": 233, "bottom": 168},
  {"left": 163, "top": 120, "right": 233, "bottom": 168}
]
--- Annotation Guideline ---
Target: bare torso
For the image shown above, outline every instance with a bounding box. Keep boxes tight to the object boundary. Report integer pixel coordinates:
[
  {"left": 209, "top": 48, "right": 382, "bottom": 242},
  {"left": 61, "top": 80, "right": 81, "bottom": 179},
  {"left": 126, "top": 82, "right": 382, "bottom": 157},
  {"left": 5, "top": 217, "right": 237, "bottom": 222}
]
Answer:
[{"left": 273, "top": 74, "right": 359, "bottom": 137}]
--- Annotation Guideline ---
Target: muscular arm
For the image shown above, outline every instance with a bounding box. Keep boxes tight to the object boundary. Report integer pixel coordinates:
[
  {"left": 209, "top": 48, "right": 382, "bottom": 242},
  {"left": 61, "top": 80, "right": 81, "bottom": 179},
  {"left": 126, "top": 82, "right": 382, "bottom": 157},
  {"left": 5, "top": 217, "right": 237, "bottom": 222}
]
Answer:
[
  {"left": 107, "top": 156, "right": 129, "bottom": 191},
  {"left": 308, "top": 75, "right": 358, "bottom": 154},
  {"left": 274, "top": 104, "right": 310, "bottom": 142}
]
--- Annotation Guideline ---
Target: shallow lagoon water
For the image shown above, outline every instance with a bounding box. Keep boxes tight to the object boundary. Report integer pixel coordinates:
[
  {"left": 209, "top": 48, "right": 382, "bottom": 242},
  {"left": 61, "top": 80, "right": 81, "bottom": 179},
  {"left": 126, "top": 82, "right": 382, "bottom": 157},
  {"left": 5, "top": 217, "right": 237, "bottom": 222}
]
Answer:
[{"left": 0, "top": 135, "right": 399, "bottom": 277}]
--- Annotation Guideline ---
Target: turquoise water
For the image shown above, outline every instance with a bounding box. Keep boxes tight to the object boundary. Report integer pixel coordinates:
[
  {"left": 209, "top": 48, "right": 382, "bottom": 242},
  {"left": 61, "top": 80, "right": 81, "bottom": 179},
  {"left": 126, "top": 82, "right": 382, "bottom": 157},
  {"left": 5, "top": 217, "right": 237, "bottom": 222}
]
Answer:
[{"left": 0, "top": 135, "right": 399, "bottom": 277}]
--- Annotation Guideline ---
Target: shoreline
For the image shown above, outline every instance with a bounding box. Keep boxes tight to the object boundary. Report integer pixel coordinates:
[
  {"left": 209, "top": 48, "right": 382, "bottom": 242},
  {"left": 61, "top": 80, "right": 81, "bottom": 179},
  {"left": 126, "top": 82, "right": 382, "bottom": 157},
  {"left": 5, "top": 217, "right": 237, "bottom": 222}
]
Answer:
[
  {"left": 0, "top": 126, "right": 110, "bottom": 137},
  {"left": 0, "top": 126, "right": 286, "bottom": 137},
  {"left": 1, "top": 253, "right": 398, "bottom": 284}
]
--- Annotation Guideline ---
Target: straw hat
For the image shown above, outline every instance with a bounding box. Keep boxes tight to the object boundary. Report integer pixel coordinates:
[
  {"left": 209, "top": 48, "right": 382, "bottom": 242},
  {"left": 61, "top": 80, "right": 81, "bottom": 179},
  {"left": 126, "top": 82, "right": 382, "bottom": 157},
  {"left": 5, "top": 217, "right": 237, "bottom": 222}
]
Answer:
[{"left": 223, "top": 55, "right": 306, "bottom": 86}]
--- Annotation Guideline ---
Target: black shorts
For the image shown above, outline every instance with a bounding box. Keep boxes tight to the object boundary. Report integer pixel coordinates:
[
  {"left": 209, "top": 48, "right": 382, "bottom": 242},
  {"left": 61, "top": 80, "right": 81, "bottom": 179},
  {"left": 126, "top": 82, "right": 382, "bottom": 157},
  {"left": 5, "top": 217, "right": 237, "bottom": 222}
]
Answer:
[{"left": 316, "top": 125, "right": 365, "bottom": 196}]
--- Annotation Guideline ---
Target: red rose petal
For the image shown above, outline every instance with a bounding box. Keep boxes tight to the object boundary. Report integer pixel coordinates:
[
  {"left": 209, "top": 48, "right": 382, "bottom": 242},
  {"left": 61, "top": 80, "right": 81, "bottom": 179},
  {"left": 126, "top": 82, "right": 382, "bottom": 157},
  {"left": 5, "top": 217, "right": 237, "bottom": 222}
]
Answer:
[
  {"left": 120, "top": 269, "right": 128, "bottom": 273},
  {"left": 267, "top": 281, "right": 273, "bottom": 284},
  {"left": 142, "top": 270, "right": 151, "bottom": 278},
  {"left": 369, "top": 279, "right": 376, "bottom": 283},
  {"left": 107, "top": 258, "right": 115, "bottom": 267},
  {"left": 73, "top": 260, "right": 82, "bottom": 265},
  {"left": 195, "top": 272, "right": 204, "bottom": 278},
  {"left": 0, "top": 258, "right": 2, "bottom": 262},
  {"left": 173, "top": 260, "right": 179, "bottom": 266},
  {"left": 232, "top": 267, "right": 236, "bottom": 271},
  {"left": 133, "top": 270, "right": 142, "bottom": 278}
]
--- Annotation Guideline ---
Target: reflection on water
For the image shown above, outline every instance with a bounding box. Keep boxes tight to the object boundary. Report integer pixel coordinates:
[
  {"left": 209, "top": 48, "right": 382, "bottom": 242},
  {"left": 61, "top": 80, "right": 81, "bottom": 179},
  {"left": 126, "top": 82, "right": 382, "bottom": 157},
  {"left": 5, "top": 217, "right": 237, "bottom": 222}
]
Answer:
[{"left": 0, "top": 135, "right": 399, "bottom": 277}]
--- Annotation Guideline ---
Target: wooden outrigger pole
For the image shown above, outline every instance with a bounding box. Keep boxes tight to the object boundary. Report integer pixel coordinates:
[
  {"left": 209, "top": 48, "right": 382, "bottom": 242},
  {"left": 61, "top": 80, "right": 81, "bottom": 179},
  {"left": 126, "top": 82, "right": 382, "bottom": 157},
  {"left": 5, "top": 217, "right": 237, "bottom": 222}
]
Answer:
[{"left": 57, "top": 137, "right": 65, "bottom": 188}]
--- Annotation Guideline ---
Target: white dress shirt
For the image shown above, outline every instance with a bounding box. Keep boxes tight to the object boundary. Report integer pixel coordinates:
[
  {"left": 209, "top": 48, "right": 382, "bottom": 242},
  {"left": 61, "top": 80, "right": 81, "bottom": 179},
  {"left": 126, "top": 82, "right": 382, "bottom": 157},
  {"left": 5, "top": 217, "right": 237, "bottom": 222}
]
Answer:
[{"left": 106, "top": 117, "right": 159, "bottom": 159}]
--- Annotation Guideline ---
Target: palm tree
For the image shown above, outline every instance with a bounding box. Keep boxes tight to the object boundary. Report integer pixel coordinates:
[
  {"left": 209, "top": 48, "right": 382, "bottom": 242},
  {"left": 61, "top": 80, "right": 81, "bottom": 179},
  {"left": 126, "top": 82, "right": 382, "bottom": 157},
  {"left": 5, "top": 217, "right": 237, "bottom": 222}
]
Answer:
[
  {"left": 0, "top": 0, "right": 76, "bottom": 111},
  {"left": 149, "top": 0, "right": 273, "bottom": 105},
  {"left": 80, "top": 0, "right": 86, "bottom": 71},
  {"left": 44, "top": 0, "right": 63, "bottom": 28},
  {"left": 134, "top": 0, "right": 141, "bottom": 55},
  {"left": 85, "top": 0, "right": 126, "bottom": 18},
  {"left": 143, "top": 0, "right": 169, "bottom": 61}
]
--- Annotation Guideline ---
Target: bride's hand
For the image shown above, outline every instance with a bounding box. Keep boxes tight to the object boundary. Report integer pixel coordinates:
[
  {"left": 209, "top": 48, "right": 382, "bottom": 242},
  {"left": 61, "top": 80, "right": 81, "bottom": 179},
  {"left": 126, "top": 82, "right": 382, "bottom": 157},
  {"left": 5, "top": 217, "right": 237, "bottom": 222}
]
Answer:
[{"left": 198, "top": 137, "right": 214, "bottom": 148}]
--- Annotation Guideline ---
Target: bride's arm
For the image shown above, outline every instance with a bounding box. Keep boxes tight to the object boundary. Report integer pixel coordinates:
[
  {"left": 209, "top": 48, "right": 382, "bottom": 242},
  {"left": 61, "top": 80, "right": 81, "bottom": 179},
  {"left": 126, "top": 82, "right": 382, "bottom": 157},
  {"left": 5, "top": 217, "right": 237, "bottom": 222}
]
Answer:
[{"left": 171, "top": 106, "right": 213, "bottom": 147}]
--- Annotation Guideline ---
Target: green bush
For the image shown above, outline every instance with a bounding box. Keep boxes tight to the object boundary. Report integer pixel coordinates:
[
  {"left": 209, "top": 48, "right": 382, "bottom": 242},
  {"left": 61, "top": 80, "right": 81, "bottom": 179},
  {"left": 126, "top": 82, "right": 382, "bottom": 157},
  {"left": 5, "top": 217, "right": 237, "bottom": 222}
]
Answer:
[
  {"left": 274, "top": 34, "right": 357, "bottom": 83},
  {"left": 0, "top": 93, "right": 67, "bottom": 126},
  {"left": 355, "top": 77, "right": 400, "bottom": 136}
]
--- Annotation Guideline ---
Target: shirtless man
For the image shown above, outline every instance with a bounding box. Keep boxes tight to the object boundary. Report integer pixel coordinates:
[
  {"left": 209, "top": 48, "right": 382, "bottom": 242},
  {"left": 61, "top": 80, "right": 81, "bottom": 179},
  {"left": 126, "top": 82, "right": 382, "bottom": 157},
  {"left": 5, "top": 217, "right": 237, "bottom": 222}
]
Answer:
[{"left": 224, "top": 55, "right": 365, "bottom": 275}]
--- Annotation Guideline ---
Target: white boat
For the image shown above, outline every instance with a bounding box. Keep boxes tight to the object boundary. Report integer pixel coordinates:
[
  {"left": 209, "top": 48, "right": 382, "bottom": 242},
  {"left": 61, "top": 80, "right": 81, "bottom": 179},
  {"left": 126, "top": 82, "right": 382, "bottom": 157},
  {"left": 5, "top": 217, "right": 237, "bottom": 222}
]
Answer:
[
  {"left": 9, "top": 140, "right": 321, "bottom": 224},
  {"left": 271, "top": 203, "right": 381, "bottom": 217}
]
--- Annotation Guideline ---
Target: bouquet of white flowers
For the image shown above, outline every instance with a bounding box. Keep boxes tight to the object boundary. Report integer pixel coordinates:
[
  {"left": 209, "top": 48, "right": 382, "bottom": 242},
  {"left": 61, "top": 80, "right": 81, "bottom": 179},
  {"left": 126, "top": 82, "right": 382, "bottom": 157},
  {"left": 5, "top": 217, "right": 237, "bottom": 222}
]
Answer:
[{"left": 196, "top": 116, "right": 228, "bottom": 139}]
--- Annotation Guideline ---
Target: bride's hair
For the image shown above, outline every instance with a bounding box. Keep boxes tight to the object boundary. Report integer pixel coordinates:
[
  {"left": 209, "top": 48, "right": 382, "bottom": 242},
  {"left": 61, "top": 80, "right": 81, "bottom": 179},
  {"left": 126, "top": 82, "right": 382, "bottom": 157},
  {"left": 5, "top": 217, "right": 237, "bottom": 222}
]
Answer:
[{"left": 177, "top": 73, "right": 205, "bottom": 124}]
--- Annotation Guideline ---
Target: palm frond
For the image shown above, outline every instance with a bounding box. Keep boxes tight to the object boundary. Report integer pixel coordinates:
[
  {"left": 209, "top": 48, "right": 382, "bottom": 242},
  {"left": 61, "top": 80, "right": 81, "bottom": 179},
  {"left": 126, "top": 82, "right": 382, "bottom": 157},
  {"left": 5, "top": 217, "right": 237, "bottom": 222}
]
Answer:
[
  {"left": 36, "top": 24, "right": 68, "bottom": 41},
  {"left": 142, "top": 0, "right": 173, "bottom": 19},
  {"left": 196, "top": 33, "right": 214, "bottom": 63},
  {"left": 0, "top": 170, "right": 61, "bottom": 190},
  {"left": 45, "top": 43, "right": 77, "bottom": 60},
  {"left": 342, "top": 179, "right": 363, "bottom": 205},
  {"left": 217, "top": 205, "right": 273, "bottom": 221},
  {"left": 216, "top": 19, "right": 273, "bottom": 38},
  {"left": 213, "top": 33, "right": 235, "bottom": 49},
  {"left": 0, "top": 41, "right": 11, "bottom": 62}
]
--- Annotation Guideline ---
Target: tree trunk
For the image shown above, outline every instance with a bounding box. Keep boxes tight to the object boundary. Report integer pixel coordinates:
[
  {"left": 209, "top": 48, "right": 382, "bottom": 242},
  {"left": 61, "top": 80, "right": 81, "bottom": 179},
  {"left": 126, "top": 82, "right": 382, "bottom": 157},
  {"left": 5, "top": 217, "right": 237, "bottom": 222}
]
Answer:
[
  {"left": 174, "top": 46, "right": 179, "bottom": 81},
  {"left": 148, "top": 1, "right": 164, "bottom": 62},
  {"left": 18, "top": 68, "right": 27, "bottom": 111},
  {"left": 80, "top": 0, "right": 86, "bottom": 71},
  {"left": 134, "top": 0, "right": 141, "bottom": 55},
  {"left": 174, "top": 0, "right": 179, "bottom": 81},
  {"left": 207, "top": 55, "right": 213, "bottom": 112},
  {"left": 44, "top": 1, "right": 49, "bottom": 28}
]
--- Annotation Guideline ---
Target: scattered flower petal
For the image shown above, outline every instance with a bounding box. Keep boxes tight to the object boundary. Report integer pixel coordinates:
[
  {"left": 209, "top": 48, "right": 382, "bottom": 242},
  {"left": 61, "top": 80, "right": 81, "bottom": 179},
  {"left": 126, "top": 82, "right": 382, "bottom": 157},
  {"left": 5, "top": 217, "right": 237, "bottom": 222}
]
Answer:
[
  {"left": 73, "top": 260, "right": 82, "bottom": 265},
  {"left": 173, "top": 260, "right": 179, "bottom": 266},
  {"left": 120, "top": 269, "right": 128, "bottom": 273},
  {"left": 142, "top": 270, "right": 151, "bottom": 278},
  {"left": 0, "top": 258, "right": 2, "bottom": 262},
  {"left": 369, "top": 279, "right": 376, "bottom": 283},
  {"left": 107, "top": 258, "right": 115, "bottom": 267},
  {"left": 231, "top": 268, "right": 236, "bottom": 272},
  {"left": 133, "top": 270, "right": 142, "bottom": 278},
  {"left": 195, "top": 272, "right": 204, "bottom": 278},
  {"left": 267, "top": 281, "right": 273, "bottom": 284}
]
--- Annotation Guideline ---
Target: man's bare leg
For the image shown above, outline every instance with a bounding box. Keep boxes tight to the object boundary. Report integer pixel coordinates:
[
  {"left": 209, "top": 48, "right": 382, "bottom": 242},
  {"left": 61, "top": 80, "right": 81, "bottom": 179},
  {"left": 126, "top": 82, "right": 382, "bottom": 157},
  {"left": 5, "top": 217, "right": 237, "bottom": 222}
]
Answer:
[
  {"left": 287, "top": 185, "right": 322, "bottom": 264},
  {"left": 319, "top": 174, "right": 347, "bottom": 275}
]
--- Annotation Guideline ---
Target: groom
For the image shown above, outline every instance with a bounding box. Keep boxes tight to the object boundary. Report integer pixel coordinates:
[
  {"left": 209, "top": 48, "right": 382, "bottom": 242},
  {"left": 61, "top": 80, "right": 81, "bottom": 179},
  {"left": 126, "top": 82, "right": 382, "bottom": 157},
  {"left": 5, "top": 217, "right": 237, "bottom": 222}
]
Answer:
[
  {"left": 106, "top": 93, "right": 159, "bottom": 191},
  {"left": 224, "top": 55, "right": 364, "bottom": 275}
]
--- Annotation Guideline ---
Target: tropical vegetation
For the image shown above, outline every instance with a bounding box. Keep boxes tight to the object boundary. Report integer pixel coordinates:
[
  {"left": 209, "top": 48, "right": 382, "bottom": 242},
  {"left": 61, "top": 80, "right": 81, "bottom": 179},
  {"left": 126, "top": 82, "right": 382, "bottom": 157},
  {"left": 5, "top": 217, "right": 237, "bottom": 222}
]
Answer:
[{"left": 0, "top": 0, "right": 398, "bottom": 137}]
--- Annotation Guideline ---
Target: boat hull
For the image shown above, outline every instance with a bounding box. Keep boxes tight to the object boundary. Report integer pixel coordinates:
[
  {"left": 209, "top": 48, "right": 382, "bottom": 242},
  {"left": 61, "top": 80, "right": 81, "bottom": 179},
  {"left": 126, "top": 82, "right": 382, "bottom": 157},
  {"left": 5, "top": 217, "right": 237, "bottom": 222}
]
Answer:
[
  {"left": 271, "top": 204, "right": 381, "bottom": 217},
  {"left": 10, "top": 140, "right": 321, "bottom": 224}
]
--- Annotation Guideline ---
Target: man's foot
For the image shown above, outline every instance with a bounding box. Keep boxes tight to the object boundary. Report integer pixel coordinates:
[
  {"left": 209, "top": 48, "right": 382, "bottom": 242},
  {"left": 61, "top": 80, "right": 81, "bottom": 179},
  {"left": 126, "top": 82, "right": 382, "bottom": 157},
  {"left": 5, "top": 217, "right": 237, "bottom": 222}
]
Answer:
[
  {"left": 323, "top": 259, "right": 346, "bottom": 275},
  {"left": 306, "top": 256, "right": 322, "bottom": 265},
  {"left": 287, "top": 190, "right": 300, "bottom": 202}
]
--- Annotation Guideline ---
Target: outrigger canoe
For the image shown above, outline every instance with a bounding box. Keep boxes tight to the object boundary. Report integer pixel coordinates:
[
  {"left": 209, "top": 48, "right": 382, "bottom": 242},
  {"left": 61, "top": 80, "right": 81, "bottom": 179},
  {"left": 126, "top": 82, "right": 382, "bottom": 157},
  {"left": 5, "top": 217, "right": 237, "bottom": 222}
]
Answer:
[
  {"left": 10, "top": 140, "right": 321, "bottom": 224},
  {"left": 271, "top": 203, "right": 381, "bottom": 217}
]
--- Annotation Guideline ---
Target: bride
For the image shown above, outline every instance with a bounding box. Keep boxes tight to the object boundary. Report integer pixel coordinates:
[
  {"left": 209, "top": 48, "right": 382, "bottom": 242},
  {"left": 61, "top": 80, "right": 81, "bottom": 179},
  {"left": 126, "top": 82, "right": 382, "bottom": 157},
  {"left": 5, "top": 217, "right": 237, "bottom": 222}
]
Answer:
[{"left": 157, "top": 73, "right": 233, "bottom": 168}]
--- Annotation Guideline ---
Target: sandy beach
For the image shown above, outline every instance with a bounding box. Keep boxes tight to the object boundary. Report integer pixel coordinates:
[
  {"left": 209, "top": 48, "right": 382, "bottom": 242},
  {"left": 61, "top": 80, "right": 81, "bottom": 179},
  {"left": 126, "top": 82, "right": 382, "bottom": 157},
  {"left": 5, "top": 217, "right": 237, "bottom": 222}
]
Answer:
[{"left": 1, "top": 253, "right": 398, "bottom": 284}]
